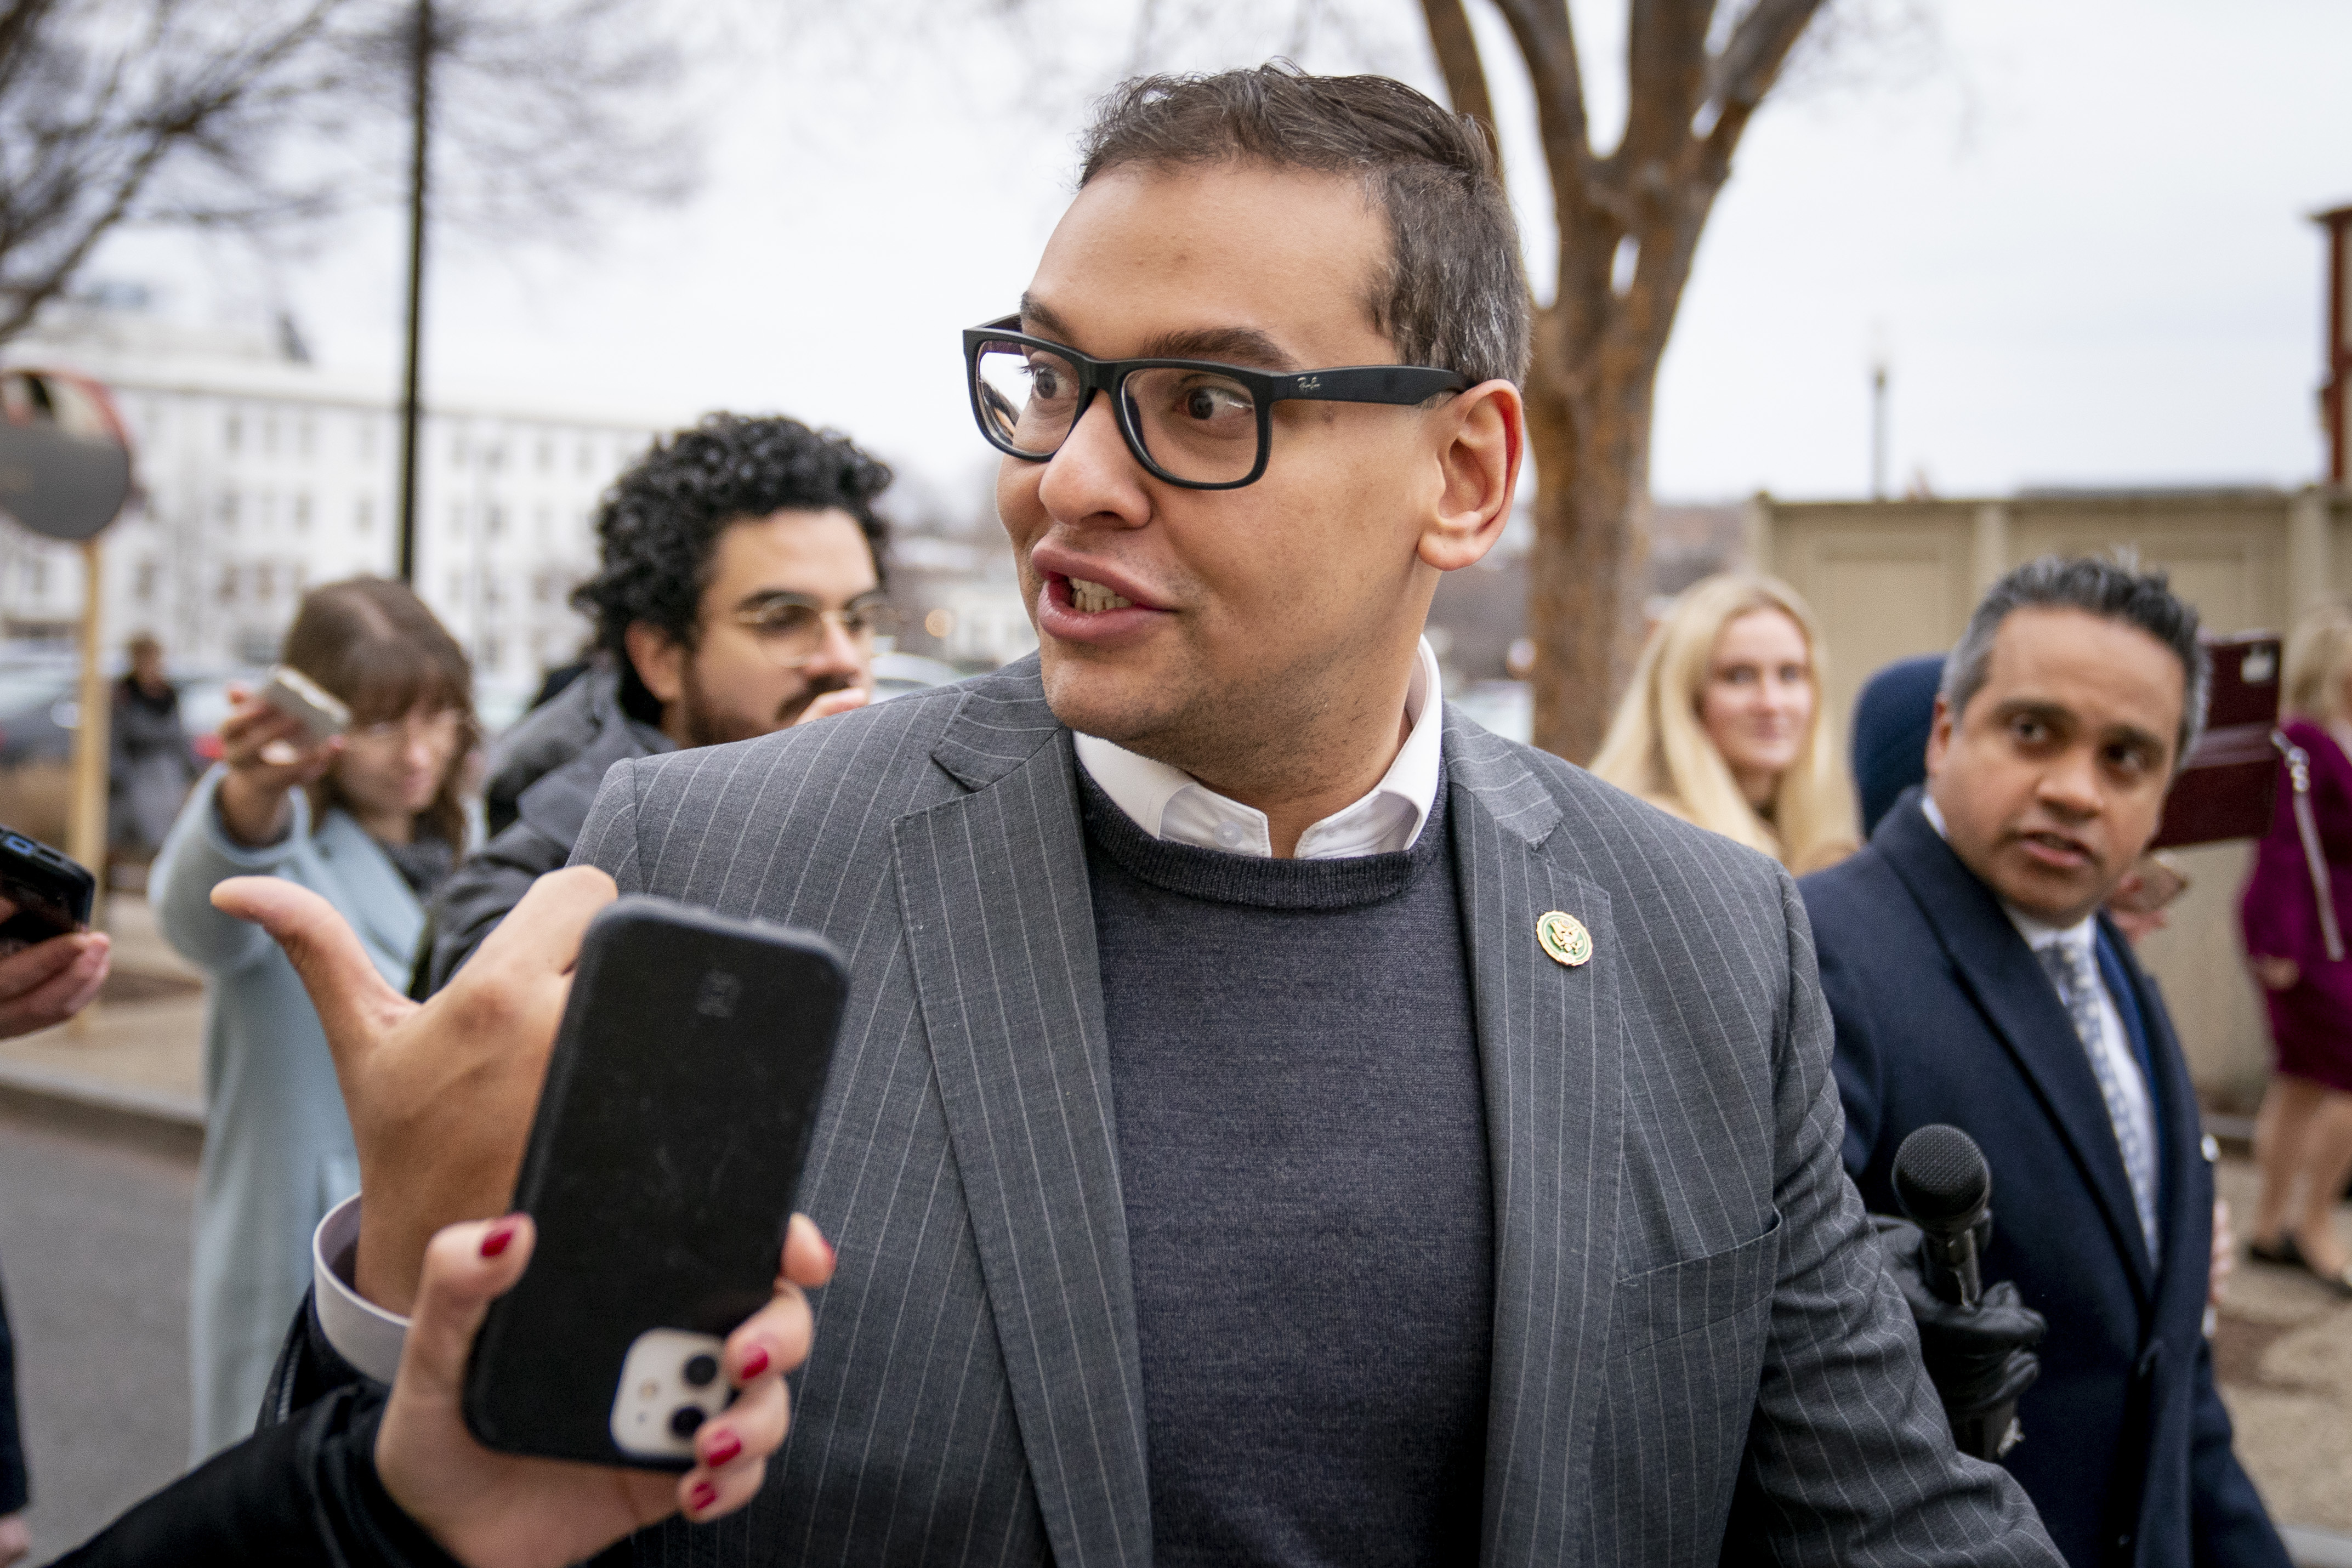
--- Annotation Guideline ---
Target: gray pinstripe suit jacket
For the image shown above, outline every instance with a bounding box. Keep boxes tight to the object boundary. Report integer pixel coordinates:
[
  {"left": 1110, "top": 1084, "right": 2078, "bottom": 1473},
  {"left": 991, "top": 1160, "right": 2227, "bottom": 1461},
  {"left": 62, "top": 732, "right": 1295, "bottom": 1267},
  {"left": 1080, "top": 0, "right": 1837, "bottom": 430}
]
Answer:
[{"left": 572, "top": 658, "right": 2060, "bottom": 1568}]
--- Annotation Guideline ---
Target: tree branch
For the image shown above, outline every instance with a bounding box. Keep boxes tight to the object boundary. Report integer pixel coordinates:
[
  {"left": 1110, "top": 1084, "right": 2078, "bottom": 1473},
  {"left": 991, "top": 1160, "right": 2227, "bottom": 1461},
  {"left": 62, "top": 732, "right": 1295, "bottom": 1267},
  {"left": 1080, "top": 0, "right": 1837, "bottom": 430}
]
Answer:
[
  {"left": 1617, "top": 0, "right": 1711, "bottom": 169},
  {"left": 1491, "top": 0, "right": 1593, "bottom": 229},
  {"left": 1701, "top": 0, "right": 1823, "bottom": 169},
  {"left": 1417, "top": 0, "right": 1500, "bottom": 171},
  {"left": 0, "top": 115, "right": 181, "bottom": 343}
]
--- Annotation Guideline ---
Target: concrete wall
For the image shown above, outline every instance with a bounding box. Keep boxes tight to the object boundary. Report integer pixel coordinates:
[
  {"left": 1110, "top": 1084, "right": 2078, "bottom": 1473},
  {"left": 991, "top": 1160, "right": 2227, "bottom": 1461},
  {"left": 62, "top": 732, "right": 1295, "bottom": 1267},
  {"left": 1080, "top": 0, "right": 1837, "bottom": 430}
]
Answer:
[{"left": 1751, "top": 487, "right": 2352, "bottom": 1108}]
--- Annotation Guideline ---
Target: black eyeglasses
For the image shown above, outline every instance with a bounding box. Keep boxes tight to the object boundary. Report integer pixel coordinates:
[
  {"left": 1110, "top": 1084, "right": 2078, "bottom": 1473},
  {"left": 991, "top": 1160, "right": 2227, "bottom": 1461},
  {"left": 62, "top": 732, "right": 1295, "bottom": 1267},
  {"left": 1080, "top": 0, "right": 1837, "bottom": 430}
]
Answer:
[{"left": 963, "top": 315, "right": 1471, "bottom": 490}]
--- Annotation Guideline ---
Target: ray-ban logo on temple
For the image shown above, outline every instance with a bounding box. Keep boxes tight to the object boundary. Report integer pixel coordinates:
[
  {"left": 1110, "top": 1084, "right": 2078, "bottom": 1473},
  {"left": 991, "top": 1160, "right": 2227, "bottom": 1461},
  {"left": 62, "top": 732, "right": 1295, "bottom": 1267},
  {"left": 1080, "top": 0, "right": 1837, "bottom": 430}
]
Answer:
[{"left": 964, "top": 315, "right": 1468, "bottom": 491}]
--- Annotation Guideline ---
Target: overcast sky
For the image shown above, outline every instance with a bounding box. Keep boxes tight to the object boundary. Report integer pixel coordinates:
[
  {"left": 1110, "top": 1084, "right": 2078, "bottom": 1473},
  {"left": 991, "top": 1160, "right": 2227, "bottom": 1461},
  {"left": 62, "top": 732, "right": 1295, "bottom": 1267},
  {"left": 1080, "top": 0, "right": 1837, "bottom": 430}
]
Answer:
[{"left": 93, "top": 0, "right": 2352, "bottom": 510}]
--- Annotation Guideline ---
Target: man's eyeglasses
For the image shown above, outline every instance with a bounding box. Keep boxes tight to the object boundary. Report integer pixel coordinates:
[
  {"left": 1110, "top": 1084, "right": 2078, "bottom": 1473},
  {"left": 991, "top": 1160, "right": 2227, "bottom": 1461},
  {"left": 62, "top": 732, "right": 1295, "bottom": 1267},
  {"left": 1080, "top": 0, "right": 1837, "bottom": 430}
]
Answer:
[
  {"left": 733, "top": 592, "right": 901, "bottom": 667},
  {"left": 963, "top": 315, "right": 1470, "bottom": 491}
]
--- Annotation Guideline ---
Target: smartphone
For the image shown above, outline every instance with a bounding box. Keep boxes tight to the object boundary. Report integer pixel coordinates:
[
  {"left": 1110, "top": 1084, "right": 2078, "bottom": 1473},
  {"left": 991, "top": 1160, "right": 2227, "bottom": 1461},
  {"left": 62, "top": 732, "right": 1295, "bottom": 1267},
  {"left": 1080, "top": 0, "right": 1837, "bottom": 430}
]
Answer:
[
  {"left": 257, "top": 665, "right": 349, "bottom": 745},
  {"left": 0, "top": 828, "right": 96, "bottom": 956},
  {"left": 462, "top": 896, "right": 848, "bottom": 1469}
]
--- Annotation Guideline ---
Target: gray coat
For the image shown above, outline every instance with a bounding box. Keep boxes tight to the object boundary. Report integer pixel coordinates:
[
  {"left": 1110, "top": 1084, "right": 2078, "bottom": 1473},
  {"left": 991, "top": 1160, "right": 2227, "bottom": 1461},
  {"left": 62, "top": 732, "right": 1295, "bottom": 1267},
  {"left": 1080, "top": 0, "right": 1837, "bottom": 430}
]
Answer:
[
  {"left": 572, "top": 657, "right": 2061, "bottom": 1567},
  {"left": 151, "top": 768, "right": 423, "bottom": 1460},
  {"left": 418, "top": 667, "right": 669, "bottom": 995}
]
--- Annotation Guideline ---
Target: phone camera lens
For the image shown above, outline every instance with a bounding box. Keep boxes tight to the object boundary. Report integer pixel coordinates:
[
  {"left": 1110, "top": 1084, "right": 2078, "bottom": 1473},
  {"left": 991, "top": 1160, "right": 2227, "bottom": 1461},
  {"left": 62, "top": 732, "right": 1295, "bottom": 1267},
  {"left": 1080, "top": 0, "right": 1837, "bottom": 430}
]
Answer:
[
  {"left": 668, "top": 1405, "right": 706, "bottom": 1439},
  {"left": 683, "top": 1353, "right": 719, "bottom": 1388}
]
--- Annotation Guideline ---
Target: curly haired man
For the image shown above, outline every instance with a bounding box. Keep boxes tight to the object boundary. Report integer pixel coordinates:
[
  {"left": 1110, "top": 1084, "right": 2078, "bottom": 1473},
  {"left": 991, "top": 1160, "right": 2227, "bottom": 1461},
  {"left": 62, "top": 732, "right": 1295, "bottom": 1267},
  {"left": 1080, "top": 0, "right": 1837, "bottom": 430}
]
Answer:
[{"left": 414, "top": 413, "right": 894, "bottom": 993}]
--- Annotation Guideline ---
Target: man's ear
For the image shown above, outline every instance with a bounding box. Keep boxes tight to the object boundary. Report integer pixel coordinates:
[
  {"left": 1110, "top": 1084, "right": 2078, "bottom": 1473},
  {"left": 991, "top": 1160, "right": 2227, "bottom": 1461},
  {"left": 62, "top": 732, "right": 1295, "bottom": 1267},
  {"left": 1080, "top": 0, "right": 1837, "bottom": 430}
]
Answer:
[
  {"left": 1417, "top": 379, "right": 1524, "bottom": 573},
  {"left": 623, "top": 621, "right": 686, "bottom": 708},
  {"left": 1924, "top": 694, "right": 1954, "bottom": 780}
]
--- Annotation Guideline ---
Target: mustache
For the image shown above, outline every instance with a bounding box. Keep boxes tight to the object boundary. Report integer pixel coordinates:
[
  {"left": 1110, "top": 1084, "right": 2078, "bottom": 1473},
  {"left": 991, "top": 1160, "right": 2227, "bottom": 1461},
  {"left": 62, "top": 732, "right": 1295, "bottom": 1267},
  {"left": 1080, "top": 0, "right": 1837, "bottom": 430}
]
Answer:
[{"left": 778, "top": 672, "right": 860, "bottom": 722}]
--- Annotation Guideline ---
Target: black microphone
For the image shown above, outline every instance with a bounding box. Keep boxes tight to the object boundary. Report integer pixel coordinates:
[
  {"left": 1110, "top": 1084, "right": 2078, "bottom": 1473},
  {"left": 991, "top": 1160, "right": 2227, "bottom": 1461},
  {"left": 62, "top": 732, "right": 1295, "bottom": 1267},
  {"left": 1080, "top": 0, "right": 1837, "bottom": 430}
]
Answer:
[{"left": 1894, "top": 1124, "right": 1992, "bottom": 1311}]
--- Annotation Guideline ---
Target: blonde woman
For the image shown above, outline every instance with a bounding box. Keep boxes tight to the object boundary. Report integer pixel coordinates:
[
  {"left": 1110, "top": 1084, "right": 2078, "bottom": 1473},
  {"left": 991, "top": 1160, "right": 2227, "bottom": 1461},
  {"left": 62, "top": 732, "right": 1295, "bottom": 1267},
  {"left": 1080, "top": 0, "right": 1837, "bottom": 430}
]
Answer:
[
  {"left": 2239, "top": 604, "right": 2352, "bottom": 1294},
  {"left": 1592, "top": 572, "right": 1858, "bottom": 873}
]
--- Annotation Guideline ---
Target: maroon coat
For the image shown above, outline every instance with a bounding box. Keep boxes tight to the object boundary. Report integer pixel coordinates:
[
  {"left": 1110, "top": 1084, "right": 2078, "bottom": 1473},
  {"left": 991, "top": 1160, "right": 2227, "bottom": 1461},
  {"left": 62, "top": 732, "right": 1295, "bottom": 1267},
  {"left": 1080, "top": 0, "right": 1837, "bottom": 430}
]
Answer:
[{"left": 2240, "top": 718, "right": 2352, "bottom": 1094}]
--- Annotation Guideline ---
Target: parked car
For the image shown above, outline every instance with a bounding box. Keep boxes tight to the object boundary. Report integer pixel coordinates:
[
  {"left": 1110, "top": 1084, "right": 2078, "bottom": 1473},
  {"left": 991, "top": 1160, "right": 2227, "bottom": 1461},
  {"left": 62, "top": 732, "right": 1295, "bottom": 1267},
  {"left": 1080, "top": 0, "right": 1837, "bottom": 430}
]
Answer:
[
  {"left": 0, "top": 661, "right": 262, "bottom": 765},
  {"left": 0, "top": 661, "right": 81, "bottom": 765}
]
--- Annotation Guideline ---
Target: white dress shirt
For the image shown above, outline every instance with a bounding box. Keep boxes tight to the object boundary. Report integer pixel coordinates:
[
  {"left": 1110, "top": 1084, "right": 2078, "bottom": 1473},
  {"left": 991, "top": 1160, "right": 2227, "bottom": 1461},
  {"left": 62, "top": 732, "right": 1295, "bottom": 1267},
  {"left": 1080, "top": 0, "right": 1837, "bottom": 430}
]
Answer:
[
  {"left": 312, "top": 1194, "right": 405, "bottom": 1383},
  {"left": 1917, "top": 796, "right": 2157, "bottom": 1197},
  {"left": 314, "top": 637, "right": 1453, "bottom": 1371},
  {"left": 1073, "top": 637, "right": 1445, "bottom": 859}
]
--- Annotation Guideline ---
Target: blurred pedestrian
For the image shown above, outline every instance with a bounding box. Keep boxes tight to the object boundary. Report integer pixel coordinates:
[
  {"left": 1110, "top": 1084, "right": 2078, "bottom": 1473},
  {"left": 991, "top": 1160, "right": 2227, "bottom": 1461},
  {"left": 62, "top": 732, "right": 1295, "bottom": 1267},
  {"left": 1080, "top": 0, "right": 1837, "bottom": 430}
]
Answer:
[
  {"left": 2239, "top": 603, "right": 2352, "bottom": 1294},
  {"left": 150, "top": 578, "right": 474, "bottom": 1459},
  {"left": 1851, "top": 653, "right": 1946, "bottom": 838},
  {"left": 1805, "top": 557, "right": 2288, "bottom": 1568},
  {"left": 0, "top": 899, "right": 111, "bottom": 1566},
  {"left": 106, "top": 633, "right": 200, "bottom": 882},
  {"left": 414, "top": 413, "right": 891, "bottom": 994},
  {"left": 1592, "top": 572, "right": 1857, "bottom": 872}
]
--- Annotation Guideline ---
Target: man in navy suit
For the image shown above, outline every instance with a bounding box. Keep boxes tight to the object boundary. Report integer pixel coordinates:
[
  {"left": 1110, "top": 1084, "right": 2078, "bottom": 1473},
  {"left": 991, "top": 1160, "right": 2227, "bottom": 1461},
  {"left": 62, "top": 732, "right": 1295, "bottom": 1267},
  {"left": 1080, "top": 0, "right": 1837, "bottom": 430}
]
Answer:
[{"left": 1803, "top": 556, "right": 2289, "bottom": 1568}]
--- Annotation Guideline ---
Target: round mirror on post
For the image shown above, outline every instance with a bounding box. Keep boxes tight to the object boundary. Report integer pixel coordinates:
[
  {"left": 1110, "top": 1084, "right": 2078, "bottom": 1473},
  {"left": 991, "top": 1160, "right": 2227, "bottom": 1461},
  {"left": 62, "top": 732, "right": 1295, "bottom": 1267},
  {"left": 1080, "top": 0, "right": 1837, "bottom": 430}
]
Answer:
[{"left": 0, "top": 371, "right": 135, "bottom": 541}]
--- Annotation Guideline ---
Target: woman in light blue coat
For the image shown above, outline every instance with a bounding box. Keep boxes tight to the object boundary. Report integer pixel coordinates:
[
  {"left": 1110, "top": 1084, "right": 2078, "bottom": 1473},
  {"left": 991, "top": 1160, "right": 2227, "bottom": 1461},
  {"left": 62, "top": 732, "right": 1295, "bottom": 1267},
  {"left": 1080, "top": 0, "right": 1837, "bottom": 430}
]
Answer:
[{"left": 151, "top": 578, "right": 474, "bottom": 1460}]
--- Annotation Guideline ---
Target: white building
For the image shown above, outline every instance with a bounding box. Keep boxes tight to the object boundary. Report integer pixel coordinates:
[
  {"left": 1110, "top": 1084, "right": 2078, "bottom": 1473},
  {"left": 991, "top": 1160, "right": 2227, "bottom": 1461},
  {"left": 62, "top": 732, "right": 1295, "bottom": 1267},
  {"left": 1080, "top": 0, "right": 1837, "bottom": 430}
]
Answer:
[{"left": 0, "top": 299, "right": 670, "bottom": 711}]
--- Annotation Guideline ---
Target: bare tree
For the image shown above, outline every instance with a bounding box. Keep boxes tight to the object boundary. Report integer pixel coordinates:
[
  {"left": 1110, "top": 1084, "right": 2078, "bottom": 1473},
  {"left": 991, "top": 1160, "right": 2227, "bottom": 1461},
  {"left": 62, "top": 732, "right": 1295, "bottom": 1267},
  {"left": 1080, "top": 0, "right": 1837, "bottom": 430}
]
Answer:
[
  {"left": 0, "top": 0, "right": 357, "bottom": 346},
  {"left": 1, "top": 0, "right": 700, "bottom": 580},
  {"left": 337, "top": 0, "right": 695, "bottom": 239},
  {"left": 329, "top": 0, "right": 698, "bottom": 578},
  {"left": 1421, "top": 0, "right": 1828, "bottom": 760}
]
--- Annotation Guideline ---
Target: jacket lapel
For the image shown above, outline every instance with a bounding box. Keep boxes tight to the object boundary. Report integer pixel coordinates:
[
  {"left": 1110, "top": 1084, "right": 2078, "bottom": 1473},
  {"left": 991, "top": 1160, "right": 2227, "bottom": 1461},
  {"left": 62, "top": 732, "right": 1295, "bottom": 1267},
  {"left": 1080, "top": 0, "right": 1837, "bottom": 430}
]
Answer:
[
  {"left": 1876, "top": 799, "right": 2157, "bottom": 1296},
  {"left": 1445, "top": 714, "right": 1624, "bottom": 1561},
  {"left": 2100, "top": 920, "right": 2205, "bottom": 1288},
  {"left": 893, "top": 671, "right": 1152, "bottom": 1568}
]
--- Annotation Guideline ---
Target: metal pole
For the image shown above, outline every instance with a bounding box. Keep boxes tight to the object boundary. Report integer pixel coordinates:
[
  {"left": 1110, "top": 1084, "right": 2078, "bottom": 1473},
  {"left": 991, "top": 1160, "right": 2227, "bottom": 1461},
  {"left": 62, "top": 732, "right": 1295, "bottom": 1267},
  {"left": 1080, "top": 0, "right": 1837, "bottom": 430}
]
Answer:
[
  {"left": 2325, "top": 208, "right": 2350, "bottom": 487},
  {"left": 1871, "top": 361, "right": 1889, "bottom": 501},
  {"left": 66, "top": 536, "right": 110, "bottom": 884},
  {"left": 396, "top": 0, "right": 431, "bottom": 584},
  {"left": 65, "top": 536, "right": 111, "bottom": 1033}
]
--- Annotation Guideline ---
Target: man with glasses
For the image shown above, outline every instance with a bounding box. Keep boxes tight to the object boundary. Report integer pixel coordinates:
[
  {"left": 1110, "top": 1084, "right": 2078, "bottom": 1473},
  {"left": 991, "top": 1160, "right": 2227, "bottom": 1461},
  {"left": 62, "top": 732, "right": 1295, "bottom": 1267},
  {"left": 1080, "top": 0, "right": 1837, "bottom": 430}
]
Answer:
[
  {"left": 69, "top": 64, "right": 2063, "bottom": 1567},
  {"left": 415, "top": 413, "right": 894, "bottom": 992}
]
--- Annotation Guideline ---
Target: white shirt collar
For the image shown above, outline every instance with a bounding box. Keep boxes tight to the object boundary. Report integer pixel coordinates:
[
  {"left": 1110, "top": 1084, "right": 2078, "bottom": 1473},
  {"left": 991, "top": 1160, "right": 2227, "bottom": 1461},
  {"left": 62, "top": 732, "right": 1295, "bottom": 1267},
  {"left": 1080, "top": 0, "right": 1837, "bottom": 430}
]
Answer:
[
  {"left": 1073, "top": 637, "right": 1444, "bottom": 860},
  {"left": 1917, "top": 793, "right": 2098, "bottom": 956}
]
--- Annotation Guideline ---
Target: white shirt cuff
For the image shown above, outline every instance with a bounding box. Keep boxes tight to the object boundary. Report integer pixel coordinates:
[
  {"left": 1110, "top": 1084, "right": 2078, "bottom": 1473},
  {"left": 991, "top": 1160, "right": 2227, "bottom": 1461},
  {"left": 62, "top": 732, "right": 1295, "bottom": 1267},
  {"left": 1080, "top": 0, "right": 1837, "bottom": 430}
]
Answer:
[{"left": 312, "top": 1193, "right": 410, "bottom": 1384}]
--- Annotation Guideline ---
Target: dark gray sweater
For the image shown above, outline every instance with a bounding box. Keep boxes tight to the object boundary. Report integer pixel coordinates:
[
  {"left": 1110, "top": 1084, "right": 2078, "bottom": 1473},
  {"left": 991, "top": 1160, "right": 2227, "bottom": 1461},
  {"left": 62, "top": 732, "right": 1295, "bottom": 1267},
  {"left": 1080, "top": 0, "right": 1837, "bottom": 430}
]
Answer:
[{"left": 1080, "top": 768, "right": 1491, "bottom": 1567}]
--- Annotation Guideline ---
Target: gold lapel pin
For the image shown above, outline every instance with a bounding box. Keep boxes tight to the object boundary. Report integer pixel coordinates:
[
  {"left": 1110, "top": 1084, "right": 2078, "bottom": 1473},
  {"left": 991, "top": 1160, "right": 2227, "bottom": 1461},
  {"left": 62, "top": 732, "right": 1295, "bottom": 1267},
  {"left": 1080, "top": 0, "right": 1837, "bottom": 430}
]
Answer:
[{"left": 1537, "top": 911, "right": 1592, "bottom": 967}]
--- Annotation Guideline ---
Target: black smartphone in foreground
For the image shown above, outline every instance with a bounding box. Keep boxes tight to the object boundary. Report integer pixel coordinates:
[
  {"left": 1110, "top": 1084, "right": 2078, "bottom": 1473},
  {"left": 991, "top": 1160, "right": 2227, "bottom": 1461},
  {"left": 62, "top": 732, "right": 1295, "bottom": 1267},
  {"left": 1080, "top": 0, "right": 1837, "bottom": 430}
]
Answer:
[
  {"left": 0, "top": 827, "right": 96, "bottom": 956},
  {"left": 462, "top": 896, "right": 848, "bottom": 1469}
]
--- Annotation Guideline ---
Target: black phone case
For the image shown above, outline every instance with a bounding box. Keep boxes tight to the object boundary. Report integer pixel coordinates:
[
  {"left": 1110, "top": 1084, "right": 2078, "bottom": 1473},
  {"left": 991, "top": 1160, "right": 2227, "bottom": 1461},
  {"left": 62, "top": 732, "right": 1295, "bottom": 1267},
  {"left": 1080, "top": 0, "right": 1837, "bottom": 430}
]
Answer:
[
  {"left": 0, "top": 827, "right": 96, "bottom": 948},
  {"left": 461, "top": 896, "right": 847, "bottom": 1468}
]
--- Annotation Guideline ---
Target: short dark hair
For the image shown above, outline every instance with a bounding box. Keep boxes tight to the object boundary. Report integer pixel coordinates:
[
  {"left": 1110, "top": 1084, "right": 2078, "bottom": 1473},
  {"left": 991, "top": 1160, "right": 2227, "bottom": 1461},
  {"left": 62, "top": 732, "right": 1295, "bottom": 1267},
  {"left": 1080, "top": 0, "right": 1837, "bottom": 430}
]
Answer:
[
  {"left": 1077, "top": 63, "right": 1530, "bottom": 387},
  {"left": 572, "top": 414, "right": 893, "bottom": 661},
  {"left": 1941, "top": 555, "right": 2211, "bottom": 770}
]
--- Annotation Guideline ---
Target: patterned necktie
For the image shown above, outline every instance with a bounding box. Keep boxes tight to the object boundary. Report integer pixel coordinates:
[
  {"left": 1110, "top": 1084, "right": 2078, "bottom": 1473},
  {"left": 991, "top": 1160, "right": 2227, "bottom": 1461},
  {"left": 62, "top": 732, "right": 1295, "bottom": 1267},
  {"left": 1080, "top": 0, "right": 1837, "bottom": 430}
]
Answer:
[{"left": 2038, "top": 941, "right": 2160, "bottom": 1260}]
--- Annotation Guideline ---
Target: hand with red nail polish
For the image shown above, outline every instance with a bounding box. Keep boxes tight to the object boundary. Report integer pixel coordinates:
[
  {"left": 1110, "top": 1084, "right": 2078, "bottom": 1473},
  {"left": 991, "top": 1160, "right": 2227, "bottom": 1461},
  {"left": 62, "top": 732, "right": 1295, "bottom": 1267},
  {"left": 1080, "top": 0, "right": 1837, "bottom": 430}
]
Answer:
[{"left": 371, "top": 1209, "right": 835, "bottom": 1568}]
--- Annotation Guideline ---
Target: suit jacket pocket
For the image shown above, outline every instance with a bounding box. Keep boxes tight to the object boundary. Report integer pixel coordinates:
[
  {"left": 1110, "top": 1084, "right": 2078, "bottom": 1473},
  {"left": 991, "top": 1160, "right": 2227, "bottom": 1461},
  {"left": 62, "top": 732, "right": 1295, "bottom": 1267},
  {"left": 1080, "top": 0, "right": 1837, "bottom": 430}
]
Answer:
[
  {"left": 1591, "top": 1211, "right": 1785, "bottom": 1564},
  {"left": 1610, "top": 1208, "right": 1783, "bottom": 1357}
]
